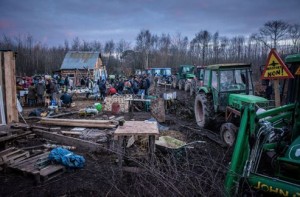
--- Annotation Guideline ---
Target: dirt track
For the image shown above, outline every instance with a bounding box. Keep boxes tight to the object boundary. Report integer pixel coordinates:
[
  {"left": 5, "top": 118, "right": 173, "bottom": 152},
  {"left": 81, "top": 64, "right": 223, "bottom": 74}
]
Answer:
[{"left": 0, "top": 87, "right": 232, "bottom": 197}]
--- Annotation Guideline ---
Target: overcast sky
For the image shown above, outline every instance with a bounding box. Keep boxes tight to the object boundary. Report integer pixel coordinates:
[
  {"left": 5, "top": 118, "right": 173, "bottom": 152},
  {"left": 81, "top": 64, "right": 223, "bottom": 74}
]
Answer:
[{"left": 0, "top": 0, "right": 299, "bottom": 47}]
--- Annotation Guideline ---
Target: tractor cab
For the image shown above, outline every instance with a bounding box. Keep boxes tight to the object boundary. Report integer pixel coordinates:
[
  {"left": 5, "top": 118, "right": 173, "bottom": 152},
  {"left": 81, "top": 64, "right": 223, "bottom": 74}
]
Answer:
[{"left": 204, "top": 63, "right": 254, "bottom": 112}]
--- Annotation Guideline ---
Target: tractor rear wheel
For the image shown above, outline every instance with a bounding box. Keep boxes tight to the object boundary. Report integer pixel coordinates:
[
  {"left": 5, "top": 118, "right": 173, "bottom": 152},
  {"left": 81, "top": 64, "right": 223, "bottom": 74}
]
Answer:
[
  {"left": 194, "top": 93, "right": 214, "bottom": 128},
  {"left": 220, "top": 123, "right": 238, "bottom": 147}
]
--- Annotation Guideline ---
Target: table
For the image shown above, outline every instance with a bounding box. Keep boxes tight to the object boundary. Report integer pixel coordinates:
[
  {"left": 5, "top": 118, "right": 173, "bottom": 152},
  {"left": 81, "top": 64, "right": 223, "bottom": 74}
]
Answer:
[
  {"left": 114, "top": 121, "right": 159, "bottom": 168},
  {"left": 125, "top": 98, "right": 151, "bottom": 118}
]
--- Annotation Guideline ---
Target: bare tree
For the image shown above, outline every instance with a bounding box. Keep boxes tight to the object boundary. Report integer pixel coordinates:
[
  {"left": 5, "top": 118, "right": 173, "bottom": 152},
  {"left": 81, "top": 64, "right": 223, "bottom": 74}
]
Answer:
[
  {"left": 104, "top": 40, "right": 115, "bottom": 72},
  {"left": 212, "top": 32, "right": 219, "bottom": 64},
  {"left": 136, "top": 29, "right": 153, "bottom": 69},
  {"left": 191, "top": 30, "right": 212, "bottom": 65},
  {"left": 254, "top": 20, "right": 289, "bottom": 49},
  {"left": 288, "top": 23, "right": 300, "bottom": 53},
  {"left": 71, "top": 37, "right": 80, "bottom": 51}
]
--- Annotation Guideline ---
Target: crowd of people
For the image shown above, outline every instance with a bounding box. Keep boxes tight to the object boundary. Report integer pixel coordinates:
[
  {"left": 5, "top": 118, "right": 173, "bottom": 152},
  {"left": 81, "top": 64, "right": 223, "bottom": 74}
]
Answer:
[
  {"left": 85, "top": 73, "right": 151, "bottom": 101},
  {"left": 17, "top": 73, "right": 152, "bottom": 107}
]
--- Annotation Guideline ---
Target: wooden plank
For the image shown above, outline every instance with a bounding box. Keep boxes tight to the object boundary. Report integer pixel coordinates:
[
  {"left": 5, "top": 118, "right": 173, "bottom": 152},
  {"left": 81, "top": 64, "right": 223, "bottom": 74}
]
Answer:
[
  {"left": 10, "top": 152, "right": 49, "bottom": 168},
  {"left": 33, "top": 129, "right": 106, "bottom": 152},
  {"left": 0, "top": 52, "right": 5, "bottom": 125},
  {"left": 61, "top": 131, "right": 82, "bottom": 135},
  {"left": 40, "top": 165, "right": 65, "bottom": 177},
  {"left": 4, "top": 52, "right": 17, "bottom": 123},
  {"left": 0, "top": 131, "right": 31, "bottom": 143},
  {"left": 114, "top": 121, "right": 159, "bottom": 136},
  {"left": 39, "top": 121, "right": 116, "bottom": 128},
  {"left": 39, "top": 118, "right": 118, "bottom": 128}
]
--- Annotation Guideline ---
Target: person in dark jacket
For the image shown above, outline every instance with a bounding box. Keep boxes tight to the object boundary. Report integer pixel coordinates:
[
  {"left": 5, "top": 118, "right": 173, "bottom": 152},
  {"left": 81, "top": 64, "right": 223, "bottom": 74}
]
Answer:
[
  {"left": 60, "top": 92, "right": 73, "bottom": 107},
  {"left": 99, "top": 80, "right": 106, "bottom": 101},
  {"left": 64, "top": 75, "right": 69, "bottom": 92},
  {"left": 116, "top": 80, "right": 124, "bottom": 94},
  {"left": 27, "top": 83, "right": 36, "bottom": 106}
]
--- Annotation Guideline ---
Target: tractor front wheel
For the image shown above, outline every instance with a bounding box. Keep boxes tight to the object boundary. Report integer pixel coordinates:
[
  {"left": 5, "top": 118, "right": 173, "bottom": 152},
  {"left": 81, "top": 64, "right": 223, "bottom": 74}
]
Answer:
[
  {"left": 194, "top": 93, "right": 214, "bottom": 128},
  {"left": 220, "top": 123, "right": 238, "bottom": 147}
]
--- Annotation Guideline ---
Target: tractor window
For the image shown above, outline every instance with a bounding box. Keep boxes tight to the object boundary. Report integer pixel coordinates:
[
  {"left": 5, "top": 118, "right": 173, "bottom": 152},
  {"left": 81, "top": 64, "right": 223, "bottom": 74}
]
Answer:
[
  {"left": 220, "top": 70, "right": 234, "bottom": 91},
  {"left": 212, "top": 71, "right": 218, "bottom": 89},
  {"left": 164, "top": 69, "right": 171, "bottom": 76},
  {"left": 203, "top": 70, "right": 209, "bottom": 85}
]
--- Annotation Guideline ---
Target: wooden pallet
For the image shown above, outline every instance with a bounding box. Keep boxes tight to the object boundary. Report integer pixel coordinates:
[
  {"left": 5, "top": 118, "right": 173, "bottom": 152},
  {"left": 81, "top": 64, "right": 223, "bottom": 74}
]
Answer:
[
  {"left": 9, "top": 152, "right": 66, "bottom": 183},
  {"left": 0, "top": 147, "right": 30, "bottom": 165}
]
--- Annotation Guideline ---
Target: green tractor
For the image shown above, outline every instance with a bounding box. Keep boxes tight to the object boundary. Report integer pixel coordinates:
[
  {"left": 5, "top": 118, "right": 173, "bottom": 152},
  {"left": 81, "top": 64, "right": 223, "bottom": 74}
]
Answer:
[
  {"left": 194, "top": 63, "right": 269, "bottom": 146},
  {"left": 225, "top": 53, "right": 300, "bottom": 196},
  {"left": 190, "top": 65, "right": 206, "bottom": 96},
  {"left": 172, "top": 65, "right": 195, "bottom": 90}
]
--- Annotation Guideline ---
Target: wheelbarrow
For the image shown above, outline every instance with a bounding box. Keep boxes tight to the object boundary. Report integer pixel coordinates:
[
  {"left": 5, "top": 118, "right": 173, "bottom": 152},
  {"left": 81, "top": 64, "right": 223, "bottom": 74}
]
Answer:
[{"left": 155, "top": 136, "right": 205, "bottom": 158}]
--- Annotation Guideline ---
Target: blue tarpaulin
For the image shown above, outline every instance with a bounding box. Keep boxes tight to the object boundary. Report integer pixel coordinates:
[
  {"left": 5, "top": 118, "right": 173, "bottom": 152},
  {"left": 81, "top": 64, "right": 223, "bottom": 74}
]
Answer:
[{"left": 48, "top": 147, "right": 85, "bottom": 168}]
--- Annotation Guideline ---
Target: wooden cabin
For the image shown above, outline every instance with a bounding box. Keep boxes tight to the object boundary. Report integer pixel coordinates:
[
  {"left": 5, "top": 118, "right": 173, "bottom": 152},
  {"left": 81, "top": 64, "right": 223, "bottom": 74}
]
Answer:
[{"left": 60, "top": 51, "right": 107, "bottom": 86}]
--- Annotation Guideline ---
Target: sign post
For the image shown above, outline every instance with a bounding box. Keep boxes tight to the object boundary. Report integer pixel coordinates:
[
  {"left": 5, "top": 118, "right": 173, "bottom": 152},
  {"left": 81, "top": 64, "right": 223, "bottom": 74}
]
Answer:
[{"left": 261, "top": 49, "right": 294, "bottom": 107}]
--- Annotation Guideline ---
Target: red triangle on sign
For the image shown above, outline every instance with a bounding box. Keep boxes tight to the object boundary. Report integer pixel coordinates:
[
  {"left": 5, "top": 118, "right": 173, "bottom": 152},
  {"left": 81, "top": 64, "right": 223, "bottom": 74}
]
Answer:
[{"left": 261, "top": 49, "right": 294, "bottom": 79}]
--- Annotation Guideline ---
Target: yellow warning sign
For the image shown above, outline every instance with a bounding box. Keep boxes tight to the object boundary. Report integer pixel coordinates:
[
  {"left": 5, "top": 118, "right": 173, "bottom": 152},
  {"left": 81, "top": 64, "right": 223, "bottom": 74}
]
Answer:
[
  {"left": 295, "top": 67, "right": 300, "bottom": 75},
  {"left": 261, "top": 49, "right": 294, "bottom": 79}
]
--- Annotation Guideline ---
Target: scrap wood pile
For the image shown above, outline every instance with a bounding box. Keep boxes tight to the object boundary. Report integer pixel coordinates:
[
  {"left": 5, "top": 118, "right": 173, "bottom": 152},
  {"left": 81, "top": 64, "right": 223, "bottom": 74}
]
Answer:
[{"left": 0, "top": 123, "right": 86, "bottom": 183}]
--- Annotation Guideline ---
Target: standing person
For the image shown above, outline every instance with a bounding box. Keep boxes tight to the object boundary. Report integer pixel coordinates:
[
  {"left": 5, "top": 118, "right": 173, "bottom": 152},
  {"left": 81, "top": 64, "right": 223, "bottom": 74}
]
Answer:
[
  {"left": 80, "top": 77, "right": 86, "bottom": 87},
  {"left": 116, "top": 79, "right": 124, "bottom": 94},
  {"left": 27, "top": 83, "right": 36, "bottom": 106},
  {"left": 265, "top": 81, "right": 273, "bottom": 100},
  {"left": 143, "top": 74, "right": 151, "bottom": 96},
  {"left": 64, "top": 75, "right": 69, "bottom": 92},
  {"left": 99, "top": 79, "right": 106, "bottom": 101},
  {"left": 52, "top": 79, "right": 60, "bottom": 104},
  {"left": 69, "top": 77, "right": 74, "bottom": 91},
  {"left": 36, "top": 79, "right": 46, "bottom": 105},
  {"left": 46, "top": 79, "right": 55, "bottom": 101},
  {"left": 132, "top": 76, "right": 140, "bottom": 95}
]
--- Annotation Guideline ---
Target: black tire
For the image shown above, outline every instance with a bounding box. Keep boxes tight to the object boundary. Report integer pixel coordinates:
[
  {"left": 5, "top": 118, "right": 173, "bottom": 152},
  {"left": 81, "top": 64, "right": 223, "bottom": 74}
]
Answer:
[
  {"left": 194, "top": 93, "right": 214, "bottom": 128},
  {"left": 220, "top": 123, "right": 238, "bottom": 147},
  {"left": 190, "top": 80, "right": 196, "bottom": 96}
]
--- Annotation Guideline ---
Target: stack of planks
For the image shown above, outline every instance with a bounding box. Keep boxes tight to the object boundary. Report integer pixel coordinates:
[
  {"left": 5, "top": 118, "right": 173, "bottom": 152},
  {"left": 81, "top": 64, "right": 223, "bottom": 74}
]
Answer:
[{"left": 38, "top": 118, "right": 118, "bottom": 128}]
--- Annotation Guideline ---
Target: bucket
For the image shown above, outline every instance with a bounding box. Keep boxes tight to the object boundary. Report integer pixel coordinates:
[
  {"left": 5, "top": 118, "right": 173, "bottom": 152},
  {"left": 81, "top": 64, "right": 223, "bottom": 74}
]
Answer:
[
  {"left": 112, "top": 102, "right": 120, "bottom": 115},
  {"left": 94, "top": 103, "right": 102, "bottom": 112}
]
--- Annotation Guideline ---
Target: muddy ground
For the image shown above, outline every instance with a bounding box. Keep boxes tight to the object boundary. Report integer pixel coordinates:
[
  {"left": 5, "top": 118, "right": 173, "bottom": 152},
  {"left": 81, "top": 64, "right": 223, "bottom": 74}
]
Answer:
[{"left": 0, "top": 87, "right": 233, "bottom": 197}]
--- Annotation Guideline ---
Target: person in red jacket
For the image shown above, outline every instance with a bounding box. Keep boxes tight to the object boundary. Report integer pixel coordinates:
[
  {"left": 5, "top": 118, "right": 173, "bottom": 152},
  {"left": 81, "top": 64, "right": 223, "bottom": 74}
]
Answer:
[{"left": 107, "top": 87, "right": 117, "bottom": 96}]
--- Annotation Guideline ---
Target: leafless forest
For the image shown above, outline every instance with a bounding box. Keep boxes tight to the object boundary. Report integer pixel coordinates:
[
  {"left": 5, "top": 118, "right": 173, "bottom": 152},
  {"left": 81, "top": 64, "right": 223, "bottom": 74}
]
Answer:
[{"left": 0, "top": 20, "right": 299, "bottom": 78}]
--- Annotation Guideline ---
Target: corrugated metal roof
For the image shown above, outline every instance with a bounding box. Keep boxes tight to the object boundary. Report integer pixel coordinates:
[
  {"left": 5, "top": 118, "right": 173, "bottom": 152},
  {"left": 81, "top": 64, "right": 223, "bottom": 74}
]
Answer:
[{"left": 60, "top": 51, "right": 101, "bottom": 70}]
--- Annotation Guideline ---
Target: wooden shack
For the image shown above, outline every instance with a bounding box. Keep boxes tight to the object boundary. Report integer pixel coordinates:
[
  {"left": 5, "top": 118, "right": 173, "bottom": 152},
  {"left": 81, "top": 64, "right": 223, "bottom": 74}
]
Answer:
[{"left": 60, "top": 51, "right": 107, "bottom": 86}]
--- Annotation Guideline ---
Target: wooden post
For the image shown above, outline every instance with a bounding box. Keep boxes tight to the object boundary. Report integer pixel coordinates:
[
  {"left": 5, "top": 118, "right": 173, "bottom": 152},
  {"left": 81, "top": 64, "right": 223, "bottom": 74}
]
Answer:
[
  {"left": 274, "top": 80, "right": 281, "bottom": 107},
  {"left": 4, "top": 52, "right": 18, "bottom": 123},
  {"left": 118, "top": 136, "right": 124, "bottom": 176},
  {"left": 148, "top": 135, "right": 155, "bottom": 165}
]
